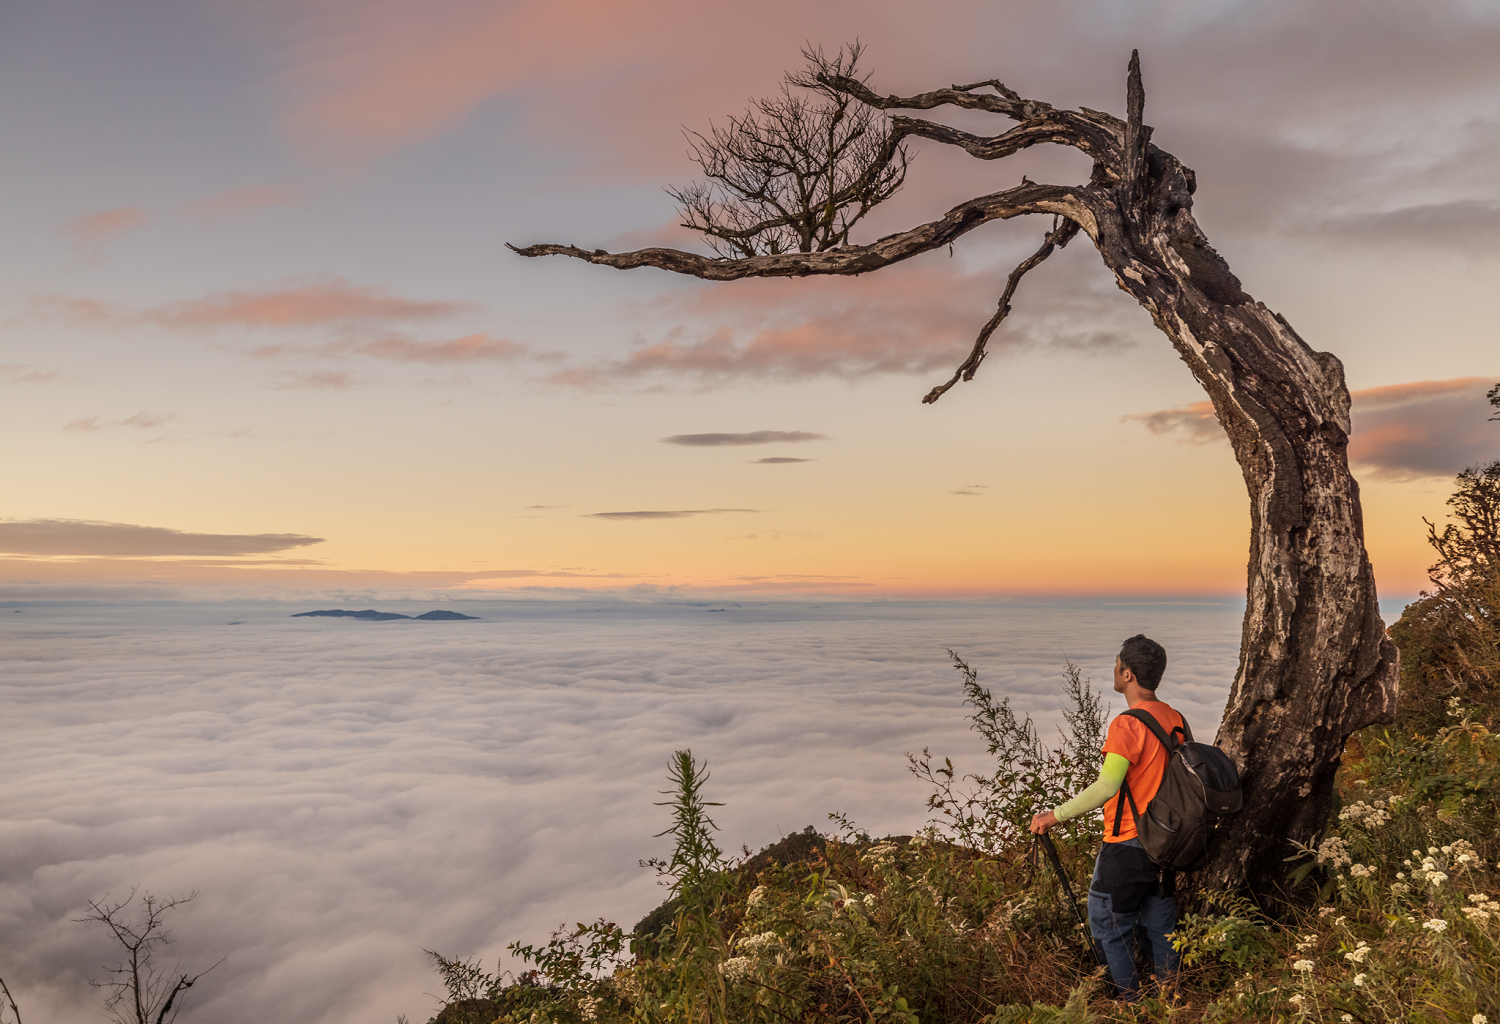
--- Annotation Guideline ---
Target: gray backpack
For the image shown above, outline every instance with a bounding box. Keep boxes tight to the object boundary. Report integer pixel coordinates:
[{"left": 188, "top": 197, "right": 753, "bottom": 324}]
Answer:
[{"left": 1113, "top": 709, "right": 1243, "bottom": 873}]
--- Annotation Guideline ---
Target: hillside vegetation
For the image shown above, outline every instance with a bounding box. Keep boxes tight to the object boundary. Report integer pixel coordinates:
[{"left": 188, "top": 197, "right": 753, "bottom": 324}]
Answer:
[{"left": 425, "top": 462, "right": 1500, "bottom": 1024}]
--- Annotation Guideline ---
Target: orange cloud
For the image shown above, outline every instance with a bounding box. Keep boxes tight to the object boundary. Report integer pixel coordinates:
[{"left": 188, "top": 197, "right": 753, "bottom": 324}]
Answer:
[
  {"left": 33, "top": 277, "right": 477, "bottom": 331},
  {"left": 1347, "top": 377, "right": 1498, "bottom": 479},
  {"left": 65, "top": 206, "right": 146, "bottom": 258},
  {"left": 350, "top": 332, "right": 526, "bottom": 362},
  {"left": 1127, "top": 377, "right": 1500, "bottom": 480},
  {"left": 1122, "top": 400, "right": 1220, "bottom": 442},
  {"left": 184, "top": 184, "right": 302, "bottom": 220}
]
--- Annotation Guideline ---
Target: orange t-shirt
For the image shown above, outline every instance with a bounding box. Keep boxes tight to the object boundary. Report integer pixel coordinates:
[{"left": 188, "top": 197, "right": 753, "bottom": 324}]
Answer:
[{"left": 1101, "top": 700, "right": 1186, "bottom": 844}]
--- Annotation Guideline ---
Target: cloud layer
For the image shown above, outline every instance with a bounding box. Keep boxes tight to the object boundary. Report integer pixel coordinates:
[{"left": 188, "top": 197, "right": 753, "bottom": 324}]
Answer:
[
  {"left": 0, "top": 520, "right": 326, "bottom": 557},
  {"left": 0, "top": 601, "right": 1241, "bottom": 1024}
]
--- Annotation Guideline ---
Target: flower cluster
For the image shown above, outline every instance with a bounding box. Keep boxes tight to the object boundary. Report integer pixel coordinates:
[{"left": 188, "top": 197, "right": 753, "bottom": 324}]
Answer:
[
  {"left": 737, "top": 931, "right": 778, "bottom": 954},
  {"left": 718, "top": 956, "right": 754, "bottom": 982},
  {"left": 859, "top": 842, "right": 898, "bottom": 867},
  {"left": 1339, "top": 799, "right": 1392, "bottom": 829},
  {"left": 1411, "top": 848, "right": 1451, "bottom": 887},
  {"left": 1343, "top": 941, "right": 1370, "bottom": 964},
  {"left": 1315, "top": 835, "right": 1352, "bottom": 870},
  {"left": 1463, "top": 892, "right": 1500, "bottom": 922}
]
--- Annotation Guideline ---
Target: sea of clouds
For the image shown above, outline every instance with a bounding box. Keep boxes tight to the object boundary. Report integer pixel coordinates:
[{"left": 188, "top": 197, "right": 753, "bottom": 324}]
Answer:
[{"left": 0, "top": 599, "right": 1243, "bottom": 1024}]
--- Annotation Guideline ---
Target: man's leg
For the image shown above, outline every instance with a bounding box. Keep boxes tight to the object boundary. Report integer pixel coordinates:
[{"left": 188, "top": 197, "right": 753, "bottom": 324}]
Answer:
[
  {"left": 1087, "top": 889, "right": 1141, "bottom": 998},
  {"left": 1137, "top": 894, "right": 1180, "bottom": 993}
]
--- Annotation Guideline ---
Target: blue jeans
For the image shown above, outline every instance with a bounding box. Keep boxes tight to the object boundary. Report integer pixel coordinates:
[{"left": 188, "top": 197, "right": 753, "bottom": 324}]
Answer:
[{"left": 1088, "top": 838, "right": 1179, "bottom": 999}]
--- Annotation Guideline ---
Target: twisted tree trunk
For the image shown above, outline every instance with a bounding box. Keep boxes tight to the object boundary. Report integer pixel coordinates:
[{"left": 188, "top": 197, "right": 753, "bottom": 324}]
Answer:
[{"left": 512, "top": 51, "right": 1399, "bottom": 896}]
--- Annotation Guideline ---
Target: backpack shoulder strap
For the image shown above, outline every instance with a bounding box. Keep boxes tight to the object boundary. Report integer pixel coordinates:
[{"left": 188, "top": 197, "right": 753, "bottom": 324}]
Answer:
[{"left": 1121, "top": 708, "right": 1181, "bottom": 753}]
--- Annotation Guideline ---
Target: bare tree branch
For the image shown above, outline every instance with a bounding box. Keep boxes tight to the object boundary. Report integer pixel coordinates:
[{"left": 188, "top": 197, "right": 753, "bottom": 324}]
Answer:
[
  {"left": 77, "top": 890, "right": 221, "bottom": 1024},
  {"left": 509, "top": 181, "right": 1089, "bottom": 279},
  {"left": 922, "top": 217, "right": 1082, "bottom": 405},
  {"left": 0, "top": 975, "right": 22, "bottom": 1024},
  {"left": 667, "top": 43, "right": 910, "bottom": 257}
]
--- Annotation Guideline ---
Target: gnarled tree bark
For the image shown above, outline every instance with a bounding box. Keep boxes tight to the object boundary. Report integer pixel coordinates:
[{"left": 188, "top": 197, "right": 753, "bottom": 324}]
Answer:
[{"left": 512, "top": 50, "right": 1400, "bottom": 897}]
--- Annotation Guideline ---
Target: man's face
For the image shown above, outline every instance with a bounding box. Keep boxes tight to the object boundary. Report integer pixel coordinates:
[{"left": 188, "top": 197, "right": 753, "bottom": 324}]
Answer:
[{"left": 1113, "top": 655, "right": 1131, "bottom": 693}]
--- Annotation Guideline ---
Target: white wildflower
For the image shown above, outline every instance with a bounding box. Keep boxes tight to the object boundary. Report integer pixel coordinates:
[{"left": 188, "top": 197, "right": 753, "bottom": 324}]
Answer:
[
  {"left": 1292, "top": 959, "right": 1314, "bottom": 972},
  {"left": 1428, "top": 872, "right": 1449, "bottom": 887},
  {"left": 1349, "top": 864, "right": 1373, "bottom": 878},
  {"left": 1344, "top": 943, "right": 1370, "bottom": 963},
  {"left": 1318, "top": 907, "right": 1336, "bottom": 917},
  {"left": 1442, "top": 845, "right": 1453, "bottom": 854},
  {"left": 1429, "top": 846, "right": 1440, "bottom": 855},
  {"left": 747, "top": 885, "right": 768, "bottom": 908},
  {"left": 1342, "top": 1015, "right": 1354, "bottom": 1022},
  {"left": 1289, "top": 994, "right": 1304, "bottom": 1006},
  {"left": 718, "top": 957, "right": 754, "bottom": 982},
  {"left": 738, "top": 931, "right": 778, "bottom": 954},
  {"left": 1353, "top": 973, "right": 1367, "bottom": 987},
  {"left": 1396, "top": 873, "right": 1406, "bottom": 880},
  {"left": 1315, "top": 836, "right": 1352, "bottom": 869},
  {"left": 578, "top": 996, "right": 601, "bottom": 1022},
  {"left": 1474, "top": 1015, "right": 1488, "bottom": 1024},
  {"left": 1391, "top": 882, "right": 1410, "bottom": 895},
  {"left": 1423, "top": 918, "right": 1448, "bottom": 933}
]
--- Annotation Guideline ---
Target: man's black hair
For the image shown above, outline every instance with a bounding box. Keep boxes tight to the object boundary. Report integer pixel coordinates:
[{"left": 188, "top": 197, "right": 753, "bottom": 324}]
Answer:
[{"left": 1119, "top": 634, "right": 1167, "bottom": 690}]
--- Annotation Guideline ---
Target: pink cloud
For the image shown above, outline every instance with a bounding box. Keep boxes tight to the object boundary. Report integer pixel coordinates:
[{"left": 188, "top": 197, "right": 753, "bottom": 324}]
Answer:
[
  {"left": 183, "top": 184, "right": 302, "bottom": 220},
  {"left": 1347, "top": 377, "right": 1499, "bottom": 480},
  {"left": 350, "top": 332, "right": 526, "bottom": 362},
  {"left": 147, "top": 278, "right": 474, "bottom": 328},
  {"left": 1127, "top": 377, "right": 1500, "bottom": 480},
  {"left": 267, "top": 370, "right": 359, "bottom": 390},
  {"left": 65, "top": 206, "right": 147, "bottom": 257},
  {"left": 32, "top": 278, "right": 477, "bottom": 330}
]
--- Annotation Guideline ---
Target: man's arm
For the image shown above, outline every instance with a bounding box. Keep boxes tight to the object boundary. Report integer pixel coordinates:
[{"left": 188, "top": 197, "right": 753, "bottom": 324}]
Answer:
[{"left": 1027, "top": 753, "right": 1131, "bottom": 834}]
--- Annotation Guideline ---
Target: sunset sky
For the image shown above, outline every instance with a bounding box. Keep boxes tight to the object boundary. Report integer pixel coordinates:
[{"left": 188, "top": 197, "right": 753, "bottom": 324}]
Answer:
[{"left": 3, "top": 0, "right": 1498, "bottom": 602}]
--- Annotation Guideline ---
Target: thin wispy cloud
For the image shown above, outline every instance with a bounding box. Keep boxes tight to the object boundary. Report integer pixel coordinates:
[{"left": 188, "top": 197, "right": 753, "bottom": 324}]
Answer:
[
  {"left": 266, "top": 370, "right": 360, "bottom": 390},
  {"left": 1125, "top": 377, "right": 1500, "bottom": 479},
  {"left": 343, "top": 333, "right": 527, "bottom": 363},
  {"left": 0, "top": 364, "right": 65, "bottom": 385},
  {"left": 65, "top": 206, "right": 146, "bottom": 258},
  {"left": 62, "top": 412, "right": 176, "bottom": 434},
  {"left": 0, "top": 519, "right": 325, "bottom": 557},
  {"left": 951, "top": 485, "right": 989, "bottom": 497},
  {"left": 184, "top": 183, "right": 303, "bottom": 220},
  {"left": 587, "top": 509, "right": 760, "bottom": 520},
  {"left": 662, "top": 431, "right": 826, "bottom": 447},
  {"left": 33, "top": 277, "right": 476, "bottom": 331},
  {"left": 752, "top": 457, "right": 813, "bottom": 464}
]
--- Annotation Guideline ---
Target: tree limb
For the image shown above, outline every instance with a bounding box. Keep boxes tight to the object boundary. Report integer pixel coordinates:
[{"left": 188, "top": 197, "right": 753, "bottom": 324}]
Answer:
[
  {"left": 509, "top": 182, "right": 1092, "bottom": 280},
  {"left": 922, "top": 217, "right": 1082, "bottom": 404}
]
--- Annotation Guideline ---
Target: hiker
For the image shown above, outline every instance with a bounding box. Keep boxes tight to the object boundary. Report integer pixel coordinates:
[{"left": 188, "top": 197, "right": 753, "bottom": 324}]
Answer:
[{"left": 1029, "top": 634, "right": 1182, "bottom": 1001}]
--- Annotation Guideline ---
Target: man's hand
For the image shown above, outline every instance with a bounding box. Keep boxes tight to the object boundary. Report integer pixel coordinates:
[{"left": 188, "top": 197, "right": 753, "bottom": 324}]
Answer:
[{"left": 1029, "top": 810, "right": 1058, "bottom": 835}]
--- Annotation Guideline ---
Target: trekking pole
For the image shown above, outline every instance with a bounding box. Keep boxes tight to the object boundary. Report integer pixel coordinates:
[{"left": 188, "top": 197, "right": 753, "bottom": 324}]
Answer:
[{"left": 1031, "top": 832, "right": 1108, "bottom": 969}]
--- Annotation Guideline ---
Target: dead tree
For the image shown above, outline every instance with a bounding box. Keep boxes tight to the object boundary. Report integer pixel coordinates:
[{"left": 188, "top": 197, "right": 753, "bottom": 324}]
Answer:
[
  {"left": 78, "top": 890, "right": 221, "bottom": 1024},
  {"left": 511, "top": 47, "right": 1400, "bottom": 896}
]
